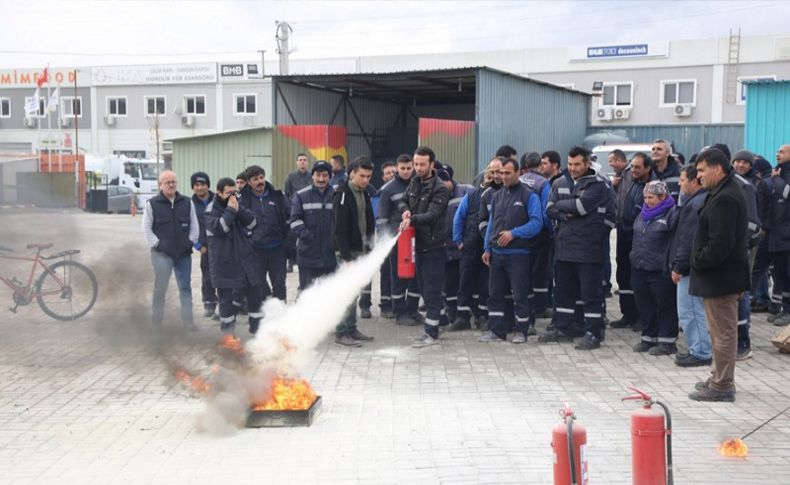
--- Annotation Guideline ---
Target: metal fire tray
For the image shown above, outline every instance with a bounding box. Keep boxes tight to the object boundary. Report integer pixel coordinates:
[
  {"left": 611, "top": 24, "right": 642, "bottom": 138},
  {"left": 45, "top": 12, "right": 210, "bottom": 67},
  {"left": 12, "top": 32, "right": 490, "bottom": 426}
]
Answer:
[{"left": 246, "top": 396, "right": 322, "bottom": 428}]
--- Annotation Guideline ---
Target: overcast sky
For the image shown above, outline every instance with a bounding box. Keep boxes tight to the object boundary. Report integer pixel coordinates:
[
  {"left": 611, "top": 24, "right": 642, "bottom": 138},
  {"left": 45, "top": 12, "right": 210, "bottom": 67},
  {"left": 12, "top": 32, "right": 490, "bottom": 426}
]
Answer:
[{"left": 1, "top": 0, "right": 788, "bottom": 68}]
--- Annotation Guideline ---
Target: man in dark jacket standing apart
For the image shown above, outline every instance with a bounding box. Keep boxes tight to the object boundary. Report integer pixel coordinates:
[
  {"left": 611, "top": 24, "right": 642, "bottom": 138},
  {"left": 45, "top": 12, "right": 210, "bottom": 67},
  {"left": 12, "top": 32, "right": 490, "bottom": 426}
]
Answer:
[
  {"left": 333, "top": 158, "right": 376, "bottom": 347},
  {"left": 766, "top": 144, "right": 790, "bottom": 327},
  {"left": 400, "top": 146, "right": 450, "bottom": 348},
  {"left": 142, "top": 170, "right": 199, "bottom": 330},
  {"left": 191, "top": 171, "right": 217, "bottom": 318},
  {"left": 240, "top": 166, "right": 290, "bottom": 302},
  {"left": 205, "top": 178, "right": 263, "bottom": 335},
  {"left": 688, "top": 148, "right": 750, "bottom": 402},
  {"left": 290, "top": 161, "right": 336, "bottom": 292}
]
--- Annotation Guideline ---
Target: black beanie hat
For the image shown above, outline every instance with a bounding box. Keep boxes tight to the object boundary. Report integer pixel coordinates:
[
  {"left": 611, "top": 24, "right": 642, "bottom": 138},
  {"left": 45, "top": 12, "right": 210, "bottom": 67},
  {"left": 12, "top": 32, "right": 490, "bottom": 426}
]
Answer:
[
  {"left": 709, "top": 143, "right": 731, "bottom": 161},
  {"left": 191, "top": 171, "right": 210, "bottom": 188},
  {"left": 311, "top": 160, "right": 332, "bottom": 175}
]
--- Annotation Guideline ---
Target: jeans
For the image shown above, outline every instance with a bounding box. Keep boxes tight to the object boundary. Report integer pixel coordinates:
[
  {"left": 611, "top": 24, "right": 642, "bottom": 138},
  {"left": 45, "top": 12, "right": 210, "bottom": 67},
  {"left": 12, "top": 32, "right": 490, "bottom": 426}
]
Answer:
[
  {"left": 677, "top": 276, "right": 712, "bottom": 359},
  {"left": 150, "top": 249, "right": 193, "bottom": 327},
  {"left": 737, "top": 292, "right": 751, "bottom": 351}
]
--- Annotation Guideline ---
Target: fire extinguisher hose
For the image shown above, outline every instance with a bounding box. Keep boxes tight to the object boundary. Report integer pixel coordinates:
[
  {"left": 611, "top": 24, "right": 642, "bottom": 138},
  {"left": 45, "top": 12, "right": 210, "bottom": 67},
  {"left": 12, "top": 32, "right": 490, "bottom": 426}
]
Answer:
[
  {"left": 655, "top": 400, "right": 674, "bottom": 485},
  {"left": 567, "top": 417, "right": 577, "bottom": 485}
]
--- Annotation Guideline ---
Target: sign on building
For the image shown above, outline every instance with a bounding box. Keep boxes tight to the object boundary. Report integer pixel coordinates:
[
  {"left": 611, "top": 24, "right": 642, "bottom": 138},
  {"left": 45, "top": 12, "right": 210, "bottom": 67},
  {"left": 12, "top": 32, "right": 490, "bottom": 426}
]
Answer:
[
  {"left": 568, "top": 42, "right": 669, "bottom": 61},
  {"left": 91, "top": 63, "right": 217, "bottom": 86}
]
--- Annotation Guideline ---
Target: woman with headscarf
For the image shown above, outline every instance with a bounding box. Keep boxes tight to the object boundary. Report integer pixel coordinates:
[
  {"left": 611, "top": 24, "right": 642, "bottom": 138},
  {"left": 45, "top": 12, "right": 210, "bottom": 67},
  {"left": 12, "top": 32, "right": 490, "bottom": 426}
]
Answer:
[{"left": 630, "top": 180, "right": 679, "bottom": 355}]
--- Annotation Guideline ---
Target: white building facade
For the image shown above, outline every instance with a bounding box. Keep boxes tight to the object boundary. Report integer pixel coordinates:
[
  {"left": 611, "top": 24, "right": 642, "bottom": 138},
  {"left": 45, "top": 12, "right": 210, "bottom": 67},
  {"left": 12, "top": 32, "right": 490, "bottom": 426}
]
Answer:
[{"left": 0, "top": 34, "right": 788, "bottom": 156}]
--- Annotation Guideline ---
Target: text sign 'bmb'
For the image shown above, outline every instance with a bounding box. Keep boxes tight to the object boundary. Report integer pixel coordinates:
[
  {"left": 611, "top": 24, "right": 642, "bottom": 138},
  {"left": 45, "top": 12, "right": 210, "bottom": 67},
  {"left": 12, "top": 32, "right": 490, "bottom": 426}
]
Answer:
[
  {"left": 587, "top": 44, "right": 649, "bottom": 59},
  {"left": 221, "top": 65, "right": 244, "bottom": 77}
]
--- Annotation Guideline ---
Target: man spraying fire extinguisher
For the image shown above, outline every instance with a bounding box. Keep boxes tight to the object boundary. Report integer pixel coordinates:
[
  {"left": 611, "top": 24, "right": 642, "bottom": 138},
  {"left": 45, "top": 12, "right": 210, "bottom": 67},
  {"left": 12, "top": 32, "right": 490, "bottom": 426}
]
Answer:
[{"left": 399, "top": 146, "right": 449, "bottom": 349}]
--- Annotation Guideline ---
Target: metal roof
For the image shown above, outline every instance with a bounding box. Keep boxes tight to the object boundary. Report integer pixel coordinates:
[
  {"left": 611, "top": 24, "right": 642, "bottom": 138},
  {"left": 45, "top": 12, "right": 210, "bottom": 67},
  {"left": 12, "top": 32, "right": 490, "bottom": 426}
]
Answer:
[
  {"left": 272, "top": 66, "right": 587, "bottom": 105},
  {"left": 165, "top": 126, "right": 271, "bottom": 142}
]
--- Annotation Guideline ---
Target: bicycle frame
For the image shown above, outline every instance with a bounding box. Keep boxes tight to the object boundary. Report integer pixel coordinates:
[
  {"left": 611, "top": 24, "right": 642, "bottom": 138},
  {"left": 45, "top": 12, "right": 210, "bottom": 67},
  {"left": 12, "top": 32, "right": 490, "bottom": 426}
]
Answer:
[{"left": 0, "top": 251, "right": 68, "bottom": 298}]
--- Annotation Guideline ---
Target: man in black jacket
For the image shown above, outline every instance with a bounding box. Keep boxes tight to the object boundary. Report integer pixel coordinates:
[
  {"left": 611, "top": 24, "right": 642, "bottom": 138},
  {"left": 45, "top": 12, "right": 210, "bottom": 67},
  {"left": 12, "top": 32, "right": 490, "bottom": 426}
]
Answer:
[
  {"left": 651, "top": 139, "right": 681, "bottom": 200},
  {"left": 400, "top": 146, "right": 450, "bottom": 348},
  {"left": 205, "top": 178, "right": 264, "bottom": 335},
  {"left": 240, "top": 165, "right": 290, "bottom": 302},
  {"left": 191, "top": 171, "right": 217, "bottom": 318},
  {"left": 333, "top": 158, "right": 376, "bottom": 347},
  {"left": 766, "top": 144, "right": 790, "bottom": 327},
  {"left": 688, "top": 148, "right": 750, "bottom": 402}
]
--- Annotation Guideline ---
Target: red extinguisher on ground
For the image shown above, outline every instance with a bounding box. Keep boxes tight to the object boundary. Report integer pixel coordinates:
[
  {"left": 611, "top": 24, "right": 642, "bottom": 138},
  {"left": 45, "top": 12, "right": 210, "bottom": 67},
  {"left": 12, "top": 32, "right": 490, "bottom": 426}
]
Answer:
[
  {"left": 552, "top": 403, "right": 588, "bottom": 485},
  {"left": 622, "top": 388, "right": 674, "bottom": 485},
  {"left": 397, "top": 226, "right": 416, "bottom": 279}
]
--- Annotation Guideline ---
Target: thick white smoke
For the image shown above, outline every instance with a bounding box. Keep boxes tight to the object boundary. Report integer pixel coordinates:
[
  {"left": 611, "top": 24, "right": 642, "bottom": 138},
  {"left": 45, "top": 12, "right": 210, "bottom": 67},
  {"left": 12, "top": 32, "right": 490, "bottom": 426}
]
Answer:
[
  {"left": 246, "top": 233, "right": 399, "bottom": 373},
  {"left": 196, "top": 233, "right": 399, "bottom": 434}
]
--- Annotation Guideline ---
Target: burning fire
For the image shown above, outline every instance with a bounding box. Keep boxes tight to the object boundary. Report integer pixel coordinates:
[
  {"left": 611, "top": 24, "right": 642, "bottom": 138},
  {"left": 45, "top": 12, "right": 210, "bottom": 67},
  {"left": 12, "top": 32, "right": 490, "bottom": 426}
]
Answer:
[
  {"left": 174, "top": 368, "right": 211, "bottom": 394},
  {"left": 719, "top": 438, "right": 749, "bottom": 458},
  {"left": 219, "top": 334, "right": 245, "bottom": 356},
  {"left": 253, "top": 377, "right": 317, "bottom": 411}
]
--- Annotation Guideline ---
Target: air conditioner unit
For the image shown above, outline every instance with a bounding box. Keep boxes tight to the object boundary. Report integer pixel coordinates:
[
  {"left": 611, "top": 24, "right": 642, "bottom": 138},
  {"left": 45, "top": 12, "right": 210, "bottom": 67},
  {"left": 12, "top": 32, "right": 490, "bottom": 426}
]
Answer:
[
  {"left": 673, "top": 104, "right": 693, "bottom": 117},
  {"left": 613, "top": 107, "right": 631, "bottom": 120},
  {"left": 182, "top": 114, "right": 195, "bottom": 127},
  {"left": 23, "top": 116, "right": 37, "bottom": 128},
  {"left": 104, "top": 115, "right": 115, "bottom": 126},
  {"left": 594, "top": 107, "right": 613, "bottom": 121},
  {"left": 60, "top": 117, "right": 71, "bottom": 128}
]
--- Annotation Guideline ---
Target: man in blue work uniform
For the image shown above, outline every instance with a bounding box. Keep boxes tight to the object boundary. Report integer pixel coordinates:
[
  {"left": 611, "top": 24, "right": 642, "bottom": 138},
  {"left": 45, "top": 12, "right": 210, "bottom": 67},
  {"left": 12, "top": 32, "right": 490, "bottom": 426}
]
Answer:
[
  {"left": 190, "top": 171, "right": 218, "bottom": 318},
  {"left": 478, "top": 158, "right": 543, "bottom": 344},
  {"left": 540, "top": 146, "right": 613, "bottom": 350},
  {"left": 240, "top": 165, "right": 291, "bottom": 302},
  {"left": 289, "top": 161, "right": 336, "bottom": 292},
  {"left": 439, "top": 163, "right": 474, "bottom": 326}
]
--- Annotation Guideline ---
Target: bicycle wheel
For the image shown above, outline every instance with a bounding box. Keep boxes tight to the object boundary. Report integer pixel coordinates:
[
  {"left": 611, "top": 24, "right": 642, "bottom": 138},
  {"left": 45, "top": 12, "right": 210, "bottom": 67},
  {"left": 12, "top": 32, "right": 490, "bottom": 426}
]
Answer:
[{"left": 35, "top": 260, "right": 98, "bottom": 321}]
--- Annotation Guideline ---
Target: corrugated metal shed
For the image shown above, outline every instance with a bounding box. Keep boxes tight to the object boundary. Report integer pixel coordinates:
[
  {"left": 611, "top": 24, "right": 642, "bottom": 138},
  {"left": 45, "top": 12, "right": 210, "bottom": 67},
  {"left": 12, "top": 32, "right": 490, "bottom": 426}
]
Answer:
[
  {"left": 745, "top": 80, "right": 790, "bottom": 161},
  {"left": 272, "top": 67, "right": 590, "bottom": 184},
  {"left": 169, "top": 127, "right": 272, "bottom": 194},
  {"left": 586, "top": 123, "right": 744, "bottom": 158},
  {"left": 476, "top": 69, "right": 588, "bottom": 169},
  {"left": 0, "top": 154, "right": 38, "bottom": 204}
]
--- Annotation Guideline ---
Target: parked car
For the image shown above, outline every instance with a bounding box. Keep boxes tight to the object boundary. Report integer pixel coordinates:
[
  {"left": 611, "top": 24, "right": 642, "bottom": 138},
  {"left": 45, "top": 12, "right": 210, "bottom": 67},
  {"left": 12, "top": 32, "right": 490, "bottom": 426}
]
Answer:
[{"left": 107, "top": 185, "right": 135, "bottom": 213}]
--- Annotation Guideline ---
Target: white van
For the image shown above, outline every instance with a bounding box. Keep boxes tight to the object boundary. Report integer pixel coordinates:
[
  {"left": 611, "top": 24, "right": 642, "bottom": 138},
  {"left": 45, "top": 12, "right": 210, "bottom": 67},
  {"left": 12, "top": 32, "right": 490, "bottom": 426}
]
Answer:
[{"left": 591, "top": 144, "right": 653, "bottom": 177}]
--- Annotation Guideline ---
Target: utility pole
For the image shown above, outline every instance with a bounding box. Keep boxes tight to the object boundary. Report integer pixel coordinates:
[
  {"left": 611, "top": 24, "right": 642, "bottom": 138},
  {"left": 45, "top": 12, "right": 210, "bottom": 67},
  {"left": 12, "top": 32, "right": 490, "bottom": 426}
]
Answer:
[
  {"left": 275, "top": 21, "right": 293, "bottom": 75},
  {"left": 258, "top": 49, "right": 266, "bottom": 77}
]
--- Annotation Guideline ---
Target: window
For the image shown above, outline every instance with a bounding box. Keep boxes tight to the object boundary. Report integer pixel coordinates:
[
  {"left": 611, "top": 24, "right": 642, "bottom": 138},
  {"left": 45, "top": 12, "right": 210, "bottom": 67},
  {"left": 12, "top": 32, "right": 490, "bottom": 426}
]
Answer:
[
  {"left": 24, "top": 96, "right": 46, "bottom": 117},
  {"left": 737, "top": 75, "right": 777, "bottom": 105},
  {"left": 234, "top": 94, "right": 256, "bottom": 115},
  {"left": 660, "top": 80, "right": 696, "bottom": 106},
  {"left": 601, "top": 82, "right": 632, "bottom": 107},
  {"left": 62, "top": 96, "right": 82, "bottom": 118},
  {"left": 0, "top": 98, "right": 9, "bottom": 118},
  {"left": 107, "top": 96, "right": 127, "bottom": 116},
  {"left": 183, "top": 95, "right": 206, "bottom": 115},
  {"left": 144, "top": 96, "right": 166, "bottom": 116}
]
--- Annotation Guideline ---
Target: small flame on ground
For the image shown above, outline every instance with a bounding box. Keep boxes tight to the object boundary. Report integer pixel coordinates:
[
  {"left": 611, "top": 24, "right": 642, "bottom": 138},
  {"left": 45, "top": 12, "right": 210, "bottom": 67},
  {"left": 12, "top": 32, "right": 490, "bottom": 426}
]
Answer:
[
  {"left": 719, "top": 438, "right": 749, "bottom": 458},
  {"left": 173, "top": 368, "right": 211, "bottom": 394},
  {"left": 219, "top": 335, "right": 245, "bottom": 356},
  {"left": 253, "top": 377, "right": 317, "bottom": 411}
]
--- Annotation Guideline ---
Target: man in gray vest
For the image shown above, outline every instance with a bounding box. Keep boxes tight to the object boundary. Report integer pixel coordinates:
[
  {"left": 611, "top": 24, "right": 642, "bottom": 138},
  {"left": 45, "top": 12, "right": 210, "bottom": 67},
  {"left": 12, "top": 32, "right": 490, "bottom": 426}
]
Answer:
[{"left": 142, "top": 170, "right": 200, "bottom": 330}]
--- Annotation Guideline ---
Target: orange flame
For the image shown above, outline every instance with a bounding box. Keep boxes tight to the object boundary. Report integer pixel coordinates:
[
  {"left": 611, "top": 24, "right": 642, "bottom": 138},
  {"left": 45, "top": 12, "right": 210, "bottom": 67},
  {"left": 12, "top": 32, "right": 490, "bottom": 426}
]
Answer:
[
  {"left": 253, "top": 377, "right": 317, "bottom": 411},
  {"left": 173, "top": 367, "right": 211, "bottom": 394},
  {"left": 719, "top": 438, "right": 748, "bottom": 458},
  {"left": 220, "top": 334, "right": 245, "bottom": 356}
]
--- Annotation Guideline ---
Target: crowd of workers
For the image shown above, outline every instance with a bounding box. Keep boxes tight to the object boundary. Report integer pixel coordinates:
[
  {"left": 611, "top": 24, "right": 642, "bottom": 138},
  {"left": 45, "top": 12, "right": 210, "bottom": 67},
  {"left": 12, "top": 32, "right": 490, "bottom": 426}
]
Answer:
[{"left": 141, "top": 139, "right": 790, "bottom": 402}]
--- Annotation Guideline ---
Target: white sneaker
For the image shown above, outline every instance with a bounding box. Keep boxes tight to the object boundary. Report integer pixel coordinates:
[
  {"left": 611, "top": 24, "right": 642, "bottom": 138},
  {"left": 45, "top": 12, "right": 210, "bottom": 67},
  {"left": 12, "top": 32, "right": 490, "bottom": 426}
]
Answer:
[{"left": 412, "top": 333, "right": 439, "bottom": 348}]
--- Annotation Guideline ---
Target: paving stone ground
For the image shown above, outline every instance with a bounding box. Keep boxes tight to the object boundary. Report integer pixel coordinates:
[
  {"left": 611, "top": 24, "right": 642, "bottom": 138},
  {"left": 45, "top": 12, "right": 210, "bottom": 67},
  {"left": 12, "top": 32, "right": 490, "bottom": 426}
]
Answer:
[{"left": 1, "top": 210, "right": 789, "bottom": 484}]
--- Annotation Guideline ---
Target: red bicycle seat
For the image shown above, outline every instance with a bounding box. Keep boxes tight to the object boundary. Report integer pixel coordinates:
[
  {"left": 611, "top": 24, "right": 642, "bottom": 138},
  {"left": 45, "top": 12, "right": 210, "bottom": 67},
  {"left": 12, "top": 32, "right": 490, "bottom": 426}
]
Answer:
[{"left": 26, "top": 243, "right": 53, "bottom": 250}]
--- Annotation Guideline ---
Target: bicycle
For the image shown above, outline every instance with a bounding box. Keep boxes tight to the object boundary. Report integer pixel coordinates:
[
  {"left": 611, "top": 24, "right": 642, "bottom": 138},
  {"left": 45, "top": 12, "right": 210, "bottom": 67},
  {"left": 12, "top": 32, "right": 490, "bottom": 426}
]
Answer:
[{"left": 0, "top": 243, "right": 98, "bottom": 321}]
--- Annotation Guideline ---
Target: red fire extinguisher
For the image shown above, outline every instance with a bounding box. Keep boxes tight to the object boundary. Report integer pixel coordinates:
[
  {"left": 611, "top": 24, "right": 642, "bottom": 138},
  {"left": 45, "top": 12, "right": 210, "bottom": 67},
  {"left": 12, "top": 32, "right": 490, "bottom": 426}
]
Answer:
[
  {"left": 622, "top": 388, "right": 674, "bottom": 485},
  {"left": 397, "top": 226, "right": 416, "bottom": 279},
  {"left": 551, "top": 403, "right": 588, "bottom": 485}
]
